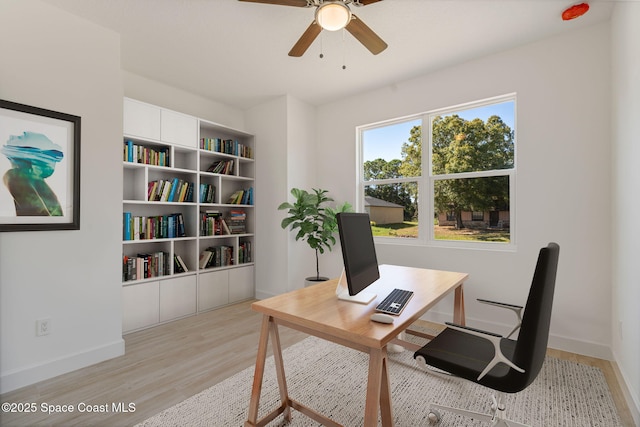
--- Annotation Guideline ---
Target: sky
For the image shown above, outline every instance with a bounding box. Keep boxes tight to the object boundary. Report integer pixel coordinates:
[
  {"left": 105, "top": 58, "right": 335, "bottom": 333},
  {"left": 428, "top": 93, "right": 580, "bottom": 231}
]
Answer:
[{"left": 363, "top": 100, "right": 515, "bottom": 162}]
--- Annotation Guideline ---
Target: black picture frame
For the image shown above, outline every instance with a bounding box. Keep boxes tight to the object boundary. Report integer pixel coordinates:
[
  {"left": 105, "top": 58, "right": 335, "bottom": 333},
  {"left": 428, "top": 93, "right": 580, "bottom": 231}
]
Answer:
[{"left": 0, "top": 99, "right": 81, "bottom": 231}]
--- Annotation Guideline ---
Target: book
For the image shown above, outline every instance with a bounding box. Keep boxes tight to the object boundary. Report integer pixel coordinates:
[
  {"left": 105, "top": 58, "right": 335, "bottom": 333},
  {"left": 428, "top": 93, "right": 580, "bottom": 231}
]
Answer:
[
  {"left": 185, "top": 182, "right": 194, "bottom": 202},
  {"left": 177, "top": 181, "right": 188, "bottom": 202},
  {"left": 199, "top": 250, "right": 213, "bottom": 269},
  {"left": 221, "top": 219, "right": 231, "bottom": 235},
  {"left": 176, "top": 254, "right": 188, "bottom": 272},
  {"left": 227, "top": 190, "right": 244, "bottom": 204},
  {"left": 247, "top": 187, "right": 254, "bottom": 205},
  {"left": 167, "top": 177, "right": 179, "bottom": 202},
  {"left": 123, "top": 212, "right": 132, "bottom": 240},
  {"left": 176, "top": 213, "right": 186, "bottom": 237},
  {"left": 206, "top": 160, "right": 234, "bottom": 175},
  {"left": 199, "top": 183, "right": 215, "bottom": 203},
  {"left": 160, "top": 181, "right": 171, "bottom": 201},
  {"left": 174, "top": 254, "right": 188, "bottom": 273},
  {"left": 133, "top": 216, "right": 141, "bottom": 240}
]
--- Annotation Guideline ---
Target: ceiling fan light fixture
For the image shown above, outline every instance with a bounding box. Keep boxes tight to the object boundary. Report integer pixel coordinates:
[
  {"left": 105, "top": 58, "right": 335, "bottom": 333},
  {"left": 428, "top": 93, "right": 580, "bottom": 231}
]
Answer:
[{"left": 315, "top": 2, "right": 352, "bottom": 31}]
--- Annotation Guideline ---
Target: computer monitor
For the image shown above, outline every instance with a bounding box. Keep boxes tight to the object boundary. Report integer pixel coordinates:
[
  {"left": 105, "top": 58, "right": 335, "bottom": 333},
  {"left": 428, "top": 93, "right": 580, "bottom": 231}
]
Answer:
[{"left": 335, "top": 212, "right": 379, "bottom": 304}]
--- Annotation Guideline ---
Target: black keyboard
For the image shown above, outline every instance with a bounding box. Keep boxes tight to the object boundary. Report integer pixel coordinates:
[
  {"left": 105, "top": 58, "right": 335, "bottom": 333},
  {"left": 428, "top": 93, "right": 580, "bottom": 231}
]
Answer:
[{"left": 375, "top": 288, "right": 414, "bottom": 315}]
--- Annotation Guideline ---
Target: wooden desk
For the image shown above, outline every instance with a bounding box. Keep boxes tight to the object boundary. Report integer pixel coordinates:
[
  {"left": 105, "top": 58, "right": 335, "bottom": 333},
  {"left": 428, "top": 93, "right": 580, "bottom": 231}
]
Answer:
[{"left": 245, "top": 264, "right": 468, "bottom": 427}]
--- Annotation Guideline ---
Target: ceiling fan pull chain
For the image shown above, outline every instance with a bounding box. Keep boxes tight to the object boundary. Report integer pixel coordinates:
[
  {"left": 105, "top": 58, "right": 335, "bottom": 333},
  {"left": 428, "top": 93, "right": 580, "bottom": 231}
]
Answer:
[
  {"left": 342, "top": 28, "right": 347, "bottom": 69},
  {"left": 319, "top": 31, "right": 324, "bottom": 58}
]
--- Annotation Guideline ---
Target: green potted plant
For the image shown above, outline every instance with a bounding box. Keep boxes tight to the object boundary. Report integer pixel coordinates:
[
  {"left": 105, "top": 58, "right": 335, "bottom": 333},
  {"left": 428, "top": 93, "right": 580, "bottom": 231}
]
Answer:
[{"left": 278, "top": 188, "right": 352, "bottom": 283}]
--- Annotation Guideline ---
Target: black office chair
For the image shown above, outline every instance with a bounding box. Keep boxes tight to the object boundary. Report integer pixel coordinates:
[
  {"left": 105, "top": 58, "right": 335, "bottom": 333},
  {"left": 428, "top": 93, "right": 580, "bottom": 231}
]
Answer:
[{"left": 414, "top": 242, "right": 560, "bottom": 427}]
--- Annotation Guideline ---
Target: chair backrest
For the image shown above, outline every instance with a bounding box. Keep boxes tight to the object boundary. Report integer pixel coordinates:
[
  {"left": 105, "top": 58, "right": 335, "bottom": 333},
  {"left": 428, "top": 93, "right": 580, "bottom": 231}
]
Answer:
[{"left": 508, "top": 242, "right": 560, "bottom": 392}]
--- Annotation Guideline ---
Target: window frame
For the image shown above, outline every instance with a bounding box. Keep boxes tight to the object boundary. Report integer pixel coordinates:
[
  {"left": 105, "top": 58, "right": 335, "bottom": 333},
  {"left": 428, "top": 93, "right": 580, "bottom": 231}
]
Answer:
[{"left": 357, "top": 94, "right": 517, "bottom": 250}]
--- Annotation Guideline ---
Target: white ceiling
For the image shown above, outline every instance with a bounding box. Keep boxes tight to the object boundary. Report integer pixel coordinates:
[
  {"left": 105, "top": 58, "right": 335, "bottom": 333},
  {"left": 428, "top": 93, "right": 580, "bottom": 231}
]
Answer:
[{"left": 42, "top": 0, "right": 614, "bottom": 110}]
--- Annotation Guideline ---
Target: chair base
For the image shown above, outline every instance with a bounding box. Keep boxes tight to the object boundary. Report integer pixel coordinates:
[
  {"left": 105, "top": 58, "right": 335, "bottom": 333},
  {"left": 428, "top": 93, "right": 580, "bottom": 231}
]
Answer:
[{"left": 428, "top": 393, "right": 529, "bottom": 427}]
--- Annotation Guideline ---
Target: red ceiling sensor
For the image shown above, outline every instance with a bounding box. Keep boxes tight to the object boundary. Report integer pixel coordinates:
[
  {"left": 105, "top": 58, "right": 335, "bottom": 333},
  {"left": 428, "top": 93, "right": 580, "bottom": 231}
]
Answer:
[{"left": 562, "top": 3, "right": 590, "bottom": 21}]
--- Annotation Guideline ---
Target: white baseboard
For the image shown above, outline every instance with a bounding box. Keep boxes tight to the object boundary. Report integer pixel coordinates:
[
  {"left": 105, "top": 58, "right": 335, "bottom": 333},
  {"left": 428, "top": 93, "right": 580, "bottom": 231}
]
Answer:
[
  {"left": 255, "top": 289, "right": 277, "bottom": 300},
  {"left": 612, "top": 357, "right": 640, "bottom": 426},
  {"left": 0, "top": 339, "right": 125, "bottom": 394}
]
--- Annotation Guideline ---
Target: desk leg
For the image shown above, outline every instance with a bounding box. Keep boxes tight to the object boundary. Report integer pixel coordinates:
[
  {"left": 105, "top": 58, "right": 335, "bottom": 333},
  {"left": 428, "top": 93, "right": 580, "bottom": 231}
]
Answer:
[
  {"left": 364, "top": 347, "right": 394, "bottom": 427},
  {"left": 269, "top": 315, "right": 291, "bottom": 422},
  {"left": 453, "top": 284, "right": 466, "bottom": 326},
  {"left": 245, "top": 315, "right": 271, "bottom": 426},
  {"left": 245, "top": 315, "right": 292, "bottom": 427}
]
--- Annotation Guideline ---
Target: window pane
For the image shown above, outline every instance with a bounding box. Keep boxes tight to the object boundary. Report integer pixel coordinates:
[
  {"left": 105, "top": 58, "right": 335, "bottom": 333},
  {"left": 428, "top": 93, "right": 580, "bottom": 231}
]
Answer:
[
  {"left": 365, "top": 183, "right": 418, "bottom": 239},
  {"left": 431, "top": 101, "right": 514, "bottom": 175},
  {"left": 363, "top": 119, "right": 422, "bottom": 181},
  {"left": 434, "top": 176, "right": 510, "bottom": 243}
]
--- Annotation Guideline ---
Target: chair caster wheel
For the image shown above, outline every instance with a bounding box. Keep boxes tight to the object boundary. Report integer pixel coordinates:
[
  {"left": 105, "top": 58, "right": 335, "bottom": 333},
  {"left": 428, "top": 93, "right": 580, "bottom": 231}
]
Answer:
[{"left": 427, "top": 408, "right": 441, "bottom": 425}]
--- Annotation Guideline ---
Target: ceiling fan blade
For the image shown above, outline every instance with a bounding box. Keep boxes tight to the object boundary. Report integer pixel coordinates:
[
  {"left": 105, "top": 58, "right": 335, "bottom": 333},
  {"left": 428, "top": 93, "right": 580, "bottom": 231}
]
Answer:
[
  {"left": 345, "top": 14, "right": 387, "bottom": 55},
  {"left": 354, "top": 0, "right": 383, "bottom": 5},
  {"left": 288, "top": 21, "right": 322, "bottom": 57},
  {"left": 237, "top": 0, "right": 310, "bottom": 7}
]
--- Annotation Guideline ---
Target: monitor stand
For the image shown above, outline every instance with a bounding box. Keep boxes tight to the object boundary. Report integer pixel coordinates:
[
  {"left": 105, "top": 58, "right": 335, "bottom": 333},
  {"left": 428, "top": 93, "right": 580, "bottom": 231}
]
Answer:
[{"left": 335, "top": 269, "right": 376, "bottom": 304}]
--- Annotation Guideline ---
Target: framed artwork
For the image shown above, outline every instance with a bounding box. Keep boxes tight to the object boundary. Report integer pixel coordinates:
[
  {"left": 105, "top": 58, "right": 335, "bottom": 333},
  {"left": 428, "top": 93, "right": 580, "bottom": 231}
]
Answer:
[{"left": 0, "top": 99, "right": 81, "bottom": 231}]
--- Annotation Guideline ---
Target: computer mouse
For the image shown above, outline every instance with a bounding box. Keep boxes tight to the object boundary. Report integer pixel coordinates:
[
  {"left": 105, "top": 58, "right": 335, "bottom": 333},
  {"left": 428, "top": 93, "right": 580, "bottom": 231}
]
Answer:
[{"left": 370, "top": 313, "right": 394, "bottom": 324}]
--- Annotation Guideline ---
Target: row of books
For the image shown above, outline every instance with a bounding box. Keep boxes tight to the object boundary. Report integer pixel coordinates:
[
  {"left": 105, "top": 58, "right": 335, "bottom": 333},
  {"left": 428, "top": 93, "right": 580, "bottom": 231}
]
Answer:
[
  {"left": 238, "top": 241, "right": 252, "bottom": 264},
  {"left": 148, "top": 179, "right": 194, "bottom": 203},
  {"left": 124, "top": 140, "right": 169, "bottom": 166},
  {"left": 124, "top": 244, "right": 251, "bottom": 280},
  {"left": 200, "top": 183, "right": 216, "bottom": 203},
  {"left": 200, "top": 138, "right": 253, "bottom": 159},
  {"left": 122, "top": 252, "right": 189, "bottom": 281},
  {"left": 123, "top": 212, "right": 186, "bottom": 240},
  {"left": 123, "top": 251, "right": 170, "bottom": 282},
  {"left": 206, "top": 159, "right": 234, "bottom": 175},
  {"left": 199, "top": 245, "right": 233, "bottom": 269},
  {"left": 226, "top": 187, "right": 254, "bottom": 205},
  {"left": 201, "top": 210, "right": 226, "bottom": 236}
]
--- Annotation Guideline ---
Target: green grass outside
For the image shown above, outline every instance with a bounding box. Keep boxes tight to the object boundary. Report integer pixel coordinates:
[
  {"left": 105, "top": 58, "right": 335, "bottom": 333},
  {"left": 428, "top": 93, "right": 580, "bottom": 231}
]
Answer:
[{"left": 371, "top": 222, "right": 510, "bottom": 242}]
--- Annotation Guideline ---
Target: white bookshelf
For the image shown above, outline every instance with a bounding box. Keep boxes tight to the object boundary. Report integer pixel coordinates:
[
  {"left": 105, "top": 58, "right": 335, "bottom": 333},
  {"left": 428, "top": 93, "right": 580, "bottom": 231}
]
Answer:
[{"left": 121, "top": 98, "right": 255, "bottom": 333}]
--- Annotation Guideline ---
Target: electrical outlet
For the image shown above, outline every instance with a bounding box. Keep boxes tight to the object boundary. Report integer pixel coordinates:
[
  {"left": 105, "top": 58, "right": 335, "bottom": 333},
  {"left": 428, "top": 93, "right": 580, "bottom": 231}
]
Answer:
[{"left": 36, "top": 318, "right": 51, "bottom": 336}]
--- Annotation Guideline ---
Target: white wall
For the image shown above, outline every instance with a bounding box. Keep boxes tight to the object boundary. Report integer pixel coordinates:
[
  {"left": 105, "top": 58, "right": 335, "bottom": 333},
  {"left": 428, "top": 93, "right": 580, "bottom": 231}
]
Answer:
[
  {"left": 316, "top": 23, "right": 613, "bottom": 359},
  {"left": 246, "top": 95, "right": 318, "bottom": 298},
  {"left": 247, "top": 96, "right": 290, "bottom": 299},
  {"left": 0, "top": 0, "right": 123, "bottom": 393},
  {"left": 285, "top": 96, "right": 319, "bottom": 288},
  {"left": 611, "top": 2, "right": 640, "bottom": 423}
]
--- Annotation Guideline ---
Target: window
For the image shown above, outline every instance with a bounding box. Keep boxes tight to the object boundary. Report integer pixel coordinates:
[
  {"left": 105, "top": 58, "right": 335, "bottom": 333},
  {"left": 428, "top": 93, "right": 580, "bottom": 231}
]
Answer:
[
  {"left": 358, "top": 94, "right": 515, "bottom": 247},
  {"left": 361, "top": 119, "right": 421, "bottom": 239}
]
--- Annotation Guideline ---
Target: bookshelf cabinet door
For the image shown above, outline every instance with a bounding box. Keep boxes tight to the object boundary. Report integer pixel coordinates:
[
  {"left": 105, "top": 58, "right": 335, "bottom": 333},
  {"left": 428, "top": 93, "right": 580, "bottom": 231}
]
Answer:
[
  {"left": 161, "top": 109, "right": 198, "bottom": 148},
  {"left": 198, "top": 270, "right": 229, "bottom": 311},
  {"left": 124, "top": 99, "right": 161, "bottom": 140},
  {"left": 159, "top": 275, "right": 197, "bottom": 322},
  {"left": 229, "top": 266, "right": 254, "bottom": 303},
  {"left": 122, "top": 281, "right": 160, "bottom": 333}
]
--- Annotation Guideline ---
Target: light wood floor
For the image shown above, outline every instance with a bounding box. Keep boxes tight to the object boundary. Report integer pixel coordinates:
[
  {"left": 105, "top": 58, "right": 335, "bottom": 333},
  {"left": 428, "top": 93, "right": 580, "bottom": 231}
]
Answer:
[{"left": 0, "top": 300, "right": 634, "bottom": 426}]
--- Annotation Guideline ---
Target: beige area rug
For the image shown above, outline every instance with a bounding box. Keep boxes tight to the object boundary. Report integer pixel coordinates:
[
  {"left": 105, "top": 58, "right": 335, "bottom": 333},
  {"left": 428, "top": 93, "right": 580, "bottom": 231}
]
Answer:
[{"left": 136, "top": 335, "right": 622, "bottom": 426}]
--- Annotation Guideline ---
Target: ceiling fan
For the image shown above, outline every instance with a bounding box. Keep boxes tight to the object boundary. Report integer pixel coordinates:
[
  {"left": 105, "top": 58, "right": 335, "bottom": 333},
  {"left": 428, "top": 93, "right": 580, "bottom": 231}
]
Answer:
[{"left": 238, "top": 0, "right": 387, "bottom": 57}]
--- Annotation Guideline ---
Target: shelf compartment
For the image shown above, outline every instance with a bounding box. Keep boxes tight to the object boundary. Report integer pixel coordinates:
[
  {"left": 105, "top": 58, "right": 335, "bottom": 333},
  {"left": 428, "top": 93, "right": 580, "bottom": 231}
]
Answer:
[
  {"left": 123, "top": 204, "right": 197, "bottom": 240},
  {"left": 123, "top": 138, "right": 170, "bottom": 166}
]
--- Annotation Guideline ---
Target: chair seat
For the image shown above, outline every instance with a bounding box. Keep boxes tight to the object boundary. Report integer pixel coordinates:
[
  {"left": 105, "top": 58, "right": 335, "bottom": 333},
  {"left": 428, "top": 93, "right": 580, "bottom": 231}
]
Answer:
[{"left": 415, "top": 327, "right": 522, "bottom": 393}]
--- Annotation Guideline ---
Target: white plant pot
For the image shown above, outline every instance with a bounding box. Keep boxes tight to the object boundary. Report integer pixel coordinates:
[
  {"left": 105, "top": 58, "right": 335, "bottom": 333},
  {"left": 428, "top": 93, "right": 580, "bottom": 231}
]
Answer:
[{"left": 304, "top": 276, "right": 329, "bottom": 287}]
